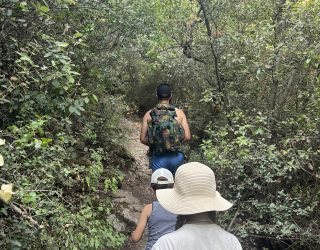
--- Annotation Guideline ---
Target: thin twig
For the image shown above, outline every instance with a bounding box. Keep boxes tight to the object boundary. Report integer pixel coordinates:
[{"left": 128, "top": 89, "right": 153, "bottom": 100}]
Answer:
[{"left": 0, "top": 178, "right": 9, "bottom": 184}]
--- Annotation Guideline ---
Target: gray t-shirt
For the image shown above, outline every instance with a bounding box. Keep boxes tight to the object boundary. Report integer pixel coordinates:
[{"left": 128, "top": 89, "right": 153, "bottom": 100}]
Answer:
[{"left": 151, "top": 223, "right": 242, "bottom": 250}]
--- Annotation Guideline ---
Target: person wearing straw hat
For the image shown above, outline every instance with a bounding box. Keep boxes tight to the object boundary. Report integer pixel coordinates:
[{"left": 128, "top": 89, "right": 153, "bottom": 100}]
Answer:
[
  {"left": 151, "top": 162, "right": 242, "bottom": 250},
  {"left": 131, "top": 168, "right": 177, "bottom": 250}
]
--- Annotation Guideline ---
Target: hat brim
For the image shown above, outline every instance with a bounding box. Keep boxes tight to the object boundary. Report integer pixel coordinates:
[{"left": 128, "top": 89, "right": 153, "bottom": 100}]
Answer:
[{"left": 156, "top": 188, "right": 233, "bottom": 215}]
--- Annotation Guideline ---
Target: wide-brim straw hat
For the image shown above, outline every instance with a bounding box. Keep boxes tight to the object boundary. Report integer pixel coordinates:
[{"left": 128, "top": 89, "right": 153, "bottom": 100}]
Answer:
[{"left": 156, "top": 162, "right": 232, "bottom": 215}]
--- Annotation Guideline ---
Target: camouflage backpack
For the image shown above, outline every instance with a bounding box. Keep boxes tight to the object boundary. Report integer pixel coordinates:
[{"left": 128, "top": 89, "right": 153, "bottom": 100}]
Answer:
[{"left": 148, "top": 104, "right": 185, "bottom": 154}]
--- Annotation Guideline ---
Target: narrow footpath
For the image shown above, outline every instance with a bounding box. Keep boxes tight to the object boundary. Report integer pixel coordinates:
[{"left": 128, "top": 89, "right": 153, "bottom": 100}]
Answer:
[{"left": 113, "top": 118, "right": 153, "bottom": 250}]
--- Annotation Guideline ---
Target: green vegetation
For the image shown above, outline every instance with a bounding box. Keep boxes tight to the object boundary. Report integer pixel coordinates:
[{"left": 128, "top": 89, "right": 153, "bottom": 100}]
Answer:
[
  {"left": 1, "top": 0, "right": 131, "bottom": 249},
  {"left": 1, "top": 0, "right": 319, "bottom": 249}
]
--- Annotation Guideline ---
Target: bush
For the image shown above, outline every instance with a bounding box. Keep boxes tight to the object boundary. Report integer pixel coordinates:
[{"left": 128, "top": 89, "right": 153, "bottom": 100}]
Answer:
[
  {"left": 0, "top": 113, "right": 127, "bottom": 249},
  {"left": 0, "top": 1, "right": 133, "bottom": 248},
  {"left": 200, "top": 109, "right": 320, "bottom": 249}
]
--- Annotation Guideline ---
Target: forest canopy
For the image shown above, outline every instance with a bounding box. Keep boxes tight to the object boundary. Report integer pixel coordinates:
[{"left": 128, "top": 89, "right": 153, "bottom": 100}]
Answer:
[{"left": 1, "top": 0, "right": 319, "bottom": 249}]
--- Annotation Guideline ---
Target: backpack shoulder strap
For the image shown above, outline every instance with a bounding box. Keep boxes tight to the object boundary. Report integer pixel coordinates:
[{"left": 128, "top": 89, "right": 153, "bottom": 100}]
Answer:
[
  {"left": 150, "top": 106, "right": 160, "bottom": 122},
  {"left": 167, "top": 104, "right": 176, "bottom": 111},
  {"left": 150, "top": 104, "right": 177, "bottom": 123}
]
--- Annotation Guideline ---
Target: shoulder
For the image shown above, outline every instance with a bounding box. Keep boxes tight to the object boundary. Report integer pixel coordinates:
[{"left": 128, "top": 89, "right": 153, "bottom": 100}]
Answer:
[
  {"left": 144, "top": 110, "right": 152, "bottom": 116},
  {"left": 151, "top": 231, "right": 180, "bottom": 250},
  {"left": 212, "top": 225, "right": 242, "bottom": 249},
  {"left": 175, "top": 108, "right": 186, "bottom": 117},
  {"left": 154, "top": 225, "right": 188, "bottom": 243},
  {"left": 142, "top": 203, "right": 152, "bottom": 217},
  {"left": 143, "top": 110, "right": 152, "bottom": 121},
  {"left": 225, "top": 231, "right": 242, "bottom": 249},
  {"left": 153, "top": 224, "right": 242, "bottom": 250}
]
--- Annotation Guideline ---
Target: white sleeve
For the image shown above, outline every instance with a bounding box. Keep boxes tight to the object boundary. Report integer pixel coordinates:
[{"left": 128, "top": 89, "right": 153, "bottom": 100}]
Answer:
[
  {"left": 233, "top": 237, "right": 243, "bottom": 250},
  {"left": 151, "top": 242, "right": 159, "bottom": 250},
  {"left": 151, "top": 237, "right": 169, "bottom": 250}
]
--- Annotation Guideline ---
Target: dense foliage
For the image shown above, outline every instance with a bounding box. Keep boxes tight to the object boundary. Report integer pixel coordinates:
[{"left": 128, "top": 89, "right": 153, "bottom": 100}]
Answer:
[
  {"left": 1, "top": 0, "right": 319, "bottom": 249},
  {"left": 0, "top": 0, "right": 133, "bottom": 249}
]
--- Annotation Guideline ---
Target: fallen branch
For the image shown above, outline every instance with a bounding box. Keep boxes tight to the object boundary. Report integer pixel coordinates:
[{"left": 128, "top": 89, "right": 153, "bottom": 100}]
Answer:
[{"left": 10, "top": 203, "right": 42, "bottom": 228}]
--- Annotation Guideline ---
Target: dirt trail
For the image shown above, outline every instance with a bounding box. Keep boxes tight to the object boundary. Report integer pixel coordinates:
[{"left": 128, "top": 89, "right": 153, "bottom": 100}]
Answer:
[{"left": 113, "top": 118, "right": 153, "bottom": 250}]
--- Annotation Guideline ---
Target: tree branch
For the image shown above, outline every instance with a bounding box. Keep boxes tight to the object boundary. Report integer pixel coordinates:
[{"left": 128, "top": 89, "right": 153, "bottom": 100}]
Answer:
[
  {"left": 198, "top": 0, "right": 222, "bottom": 91},
  {"left": 227, "top": 209, "right": 239, "bottom": 231},
  {"left": 198, "top": 0, "right": 233, "bottom": 127},
  {"left": 10, "top": 203, "right": 42, "bottom": 228}
]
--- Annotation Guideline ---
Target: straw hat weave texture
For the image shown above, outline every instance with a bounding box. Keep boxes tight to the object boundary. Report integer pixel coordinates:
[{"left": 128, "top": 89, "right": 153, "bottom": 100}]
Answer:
[{"left": 156, "top": 162, "right": 232, "bottom": 215}]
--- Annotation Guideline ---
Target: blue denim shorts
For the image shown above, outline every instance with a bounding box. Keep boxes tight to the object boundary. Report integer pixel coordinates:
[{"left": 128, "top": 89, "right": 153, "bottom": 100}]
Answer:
[{"left": 150, "top": 151, "right": 184, "bottom": 176}]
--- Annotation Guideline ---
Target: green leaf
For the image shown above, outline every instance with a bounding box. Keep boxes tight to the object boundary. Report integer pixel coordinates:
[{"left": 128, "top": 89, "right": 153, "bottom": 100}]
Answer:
[
  {"left": 83, "top": 97, "right": 89, "bottom": 104},
  {"left": 92, "top": 94, "right": 98, "bottom": 102},
  {"left": 69, "top": 106, "right": 76, "bottom": 114},
  {"left": 55, "top": 42, "right": 69, "bottom": 48},
  {"left": 78, "top": 106, "right": 85, "bottom": 112},
  {"left": 73, "top": 32, "right": 83, "bottom": 38},
  {"left": 19, "top": 2, "right": 28, "bottom": 10},
  {"left": 39, "top": 5, "right": 50, "bottom": 13},
  {"left": 10, "top": 240, "right": 22, "bottom": 248},
  {"left": 67, "top": 75, "right": 75, "bottom": 83},
  {"left": 0, "top": 154, "right": 4, "bottom": 166},
  {"left": 17, "top": 53, "right": 33, "bottom": 64},
  {"left": 52, "top": 80, "right": 60, "bottom": 87}
]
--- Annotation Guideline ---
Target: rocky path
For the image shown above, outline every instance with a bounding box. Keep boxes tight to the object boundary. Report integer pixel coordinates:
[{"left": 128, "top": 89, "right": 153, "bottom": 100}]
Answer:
[{"left": 113, "top": 118, "right": 153, "bottom": 250}]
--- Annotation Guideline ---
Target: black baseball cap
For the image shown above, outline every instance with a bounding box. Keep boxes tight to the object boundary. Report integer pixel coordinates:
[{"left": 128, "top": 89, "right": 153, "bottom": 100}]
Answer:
[{"left": 156, "top": 84, "right": 172, "bottom": 99}]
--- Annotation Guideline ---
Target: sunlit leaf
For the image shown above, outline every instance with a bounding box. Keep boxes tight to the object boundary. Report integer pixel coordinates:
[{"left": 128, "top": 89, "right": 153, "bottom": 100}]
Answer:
[
  {"left": 0, "top": 183, "right": 14, "bottom": 203},
  {"left": 92, "top": 94, "right": 98, "bottom": 102},
  {"left": 55, "top": 42, "right": 69, "bottom": 48},
  {"left": 39, "top": 5, "right": 50, "bottom": 13},
  {"left": 0, "top": 154, "right": 4, "bottom": 166},
  {"left": 73, "top": 32, "right": 83, "bottom": 38}
]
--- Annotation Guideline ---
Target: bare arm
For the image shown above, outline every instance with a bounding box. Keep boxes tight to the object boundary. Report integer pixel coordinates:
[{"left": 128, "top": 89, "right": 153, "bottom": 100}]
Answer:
[
  {"left": 177, "top": 109, "right": 191, "bottom": 141},
  {"left": 140, "top": 111, "right": 151, "bottom": 146},
  {"left": 131, "top": 204, "right": 152, "bottom": 242}
]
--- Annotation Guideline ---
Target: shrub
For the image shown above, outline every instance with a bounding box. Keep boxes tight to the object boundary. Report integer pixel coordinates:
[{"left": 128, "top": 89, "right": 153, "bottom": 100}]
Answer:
[{"left": 200, "top": 109, "right": 320, "bottom": 249}]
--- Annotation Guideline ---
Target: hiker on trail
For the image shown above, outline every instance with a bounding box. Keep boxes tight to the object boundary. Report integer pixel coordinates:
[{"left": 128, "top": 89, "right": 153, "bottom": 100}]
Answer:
[
  {"left": 131, "top": 168, "right": 177, "bottom": 250},
  {"left": 151, "top": 162, "right": 243, "bottom": 250},
  {"left": 140, "top": 83, "right": 191, "bottom": 175}
]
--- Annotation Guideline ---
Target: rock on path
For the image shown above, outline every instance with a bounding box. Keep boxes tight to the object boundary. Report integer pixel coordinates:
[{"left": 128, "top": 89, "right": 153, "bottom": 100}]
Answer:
[{"left": 113, "top": 118, "right": 153, "bottom": 250}]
